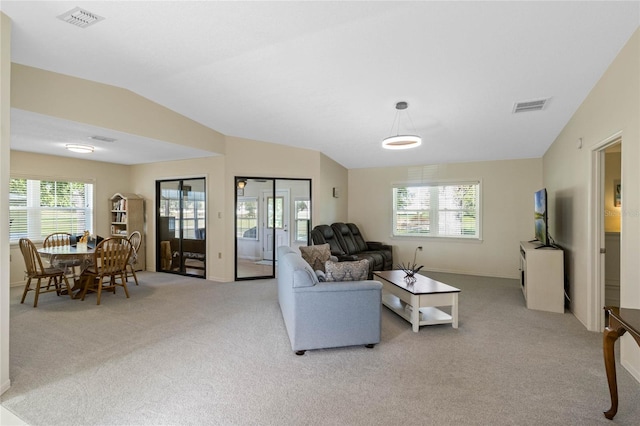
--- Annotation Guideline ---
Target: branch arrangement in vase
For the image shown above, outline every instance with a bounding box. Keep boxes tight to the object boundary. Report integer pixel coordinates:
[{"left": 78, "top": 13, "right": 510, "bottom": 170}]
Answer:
[{"left": 396, "top": 246, "right": 424, "bottom": 278}]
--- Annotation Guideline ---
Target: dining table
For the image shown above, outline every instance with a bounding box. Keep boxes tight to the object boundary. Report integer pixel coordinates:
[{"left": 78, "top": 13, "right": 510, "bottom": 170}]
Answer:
[{"left": 38, "top": 244, "right": 95, "bottom": 297}]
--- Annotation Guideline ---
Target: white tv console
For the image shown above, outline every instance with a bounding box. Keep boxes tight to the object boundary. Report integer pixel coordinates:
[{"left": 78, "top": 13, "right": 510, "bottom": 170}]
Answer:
[{"left": 519, "top": 241, "right": 565, "bottom": 313}]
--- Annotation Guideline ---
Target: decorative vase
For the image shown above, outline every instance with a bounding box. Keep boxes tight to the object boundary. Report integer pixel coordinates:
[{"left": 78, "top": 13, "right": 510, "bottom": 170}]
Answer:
[
  {"left": 396, "top": 262, "right": 423, "bottom": 282},
  {"left": 404, "top": 275, "right": 416, "bottom": 285}
]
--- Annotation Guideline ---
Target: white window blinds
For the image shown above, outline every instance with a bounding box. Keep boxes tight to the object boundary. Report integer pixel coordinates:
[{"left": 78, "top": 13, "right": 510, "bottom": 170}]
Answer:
[
  {"left": 9, "top": 177, "right": 94, "bottom": 242},
  {"left": 392, "top": 182, "right": 480, "bottom": 239}
]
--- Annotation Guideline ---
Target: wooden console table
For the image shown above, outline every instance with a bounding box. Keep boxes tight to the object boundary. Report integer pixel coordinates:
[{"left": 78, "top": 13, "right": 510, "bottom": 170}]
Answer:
[{"left": 603, "top": 306, "right": 640, "bottom": 419}]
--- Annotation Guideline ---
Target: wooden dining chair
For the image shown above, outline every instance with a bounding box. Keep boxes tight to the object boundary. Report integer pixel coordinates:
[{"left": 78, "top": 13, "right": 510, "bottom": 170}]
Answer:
[
  {"left": 126, "top": 231, "right": 142, "bottom": 285},
  {"left": 43, "top": 232, "right": 73, "bottom": 248},
  {"left": 43, "top": 232, "right": 82, "bottom": 277},
  {"left": 19, "top": 238, "right": 72, "bottom": 307},
  {"left": 79, "top": 237, "right": 133, "bottom": 305}
]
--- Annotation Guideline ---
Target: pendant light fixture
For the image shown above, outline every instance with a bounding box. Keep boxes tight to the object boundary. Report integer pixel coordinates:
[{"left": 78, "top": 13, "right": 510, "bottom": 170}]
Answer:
[{"left": 382, "top": 101, "right": 422, "bottom": 150}]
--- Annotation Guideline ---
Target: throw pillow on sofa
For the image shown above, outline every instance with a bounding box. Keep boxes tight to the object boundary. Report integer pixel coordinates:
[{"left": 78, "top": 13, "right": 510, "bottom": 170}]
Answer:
[
  {"left": 299, "top": 244, "right": 331, "bottom": 272},
  {"left": 325, "top": 259, "right": 369, "bottom": 282}
]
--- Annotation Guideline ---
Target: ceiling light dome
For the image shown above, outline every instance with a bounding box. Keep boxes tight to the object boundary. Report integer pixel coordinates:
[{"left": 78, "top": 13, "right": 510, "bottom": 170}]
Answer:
[
  {"left": 65, "top": 144, "right": 94, "bottom": 153},
  {"left": 382, "top": 101, "right": 422, "bottom": 150}
]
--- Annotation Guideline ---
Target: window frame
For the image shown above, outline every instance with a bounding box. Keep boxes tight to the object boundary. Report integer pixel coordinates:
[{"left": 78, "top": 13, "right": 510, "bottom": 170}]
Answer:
[
  {"left": 9, "top": 175, "right": 95, "bottom": 244},
  {"left": 293, "top": 198, "right": 311, "bottom": 243},
  {"left": 392, "top": 180, "right": 482, "bottom": 240},
  {"left": 236, "top": 196, "right": 259, "bottom": 240}
]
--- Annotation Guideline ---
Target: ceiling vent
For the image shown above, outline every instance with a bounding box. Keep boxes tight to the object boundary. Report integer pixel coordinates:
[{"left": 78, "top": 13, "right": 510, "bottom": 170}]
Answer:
[
  {"left": 57, "top": 7, "right": 105, "bottom": 28},
  {"left": 89, "top": 135, "right": 117, "bottom": 143},
  {"left": 513, "top": 98, "right": 549, "bottom": 113}
]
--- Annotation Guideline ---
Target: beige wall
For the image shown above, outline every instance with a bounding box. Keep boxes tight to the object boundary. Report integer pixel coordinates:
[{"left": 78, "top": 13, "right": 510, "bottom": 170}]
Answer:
[
  {"left": 6, "top": 63, "right": 342, "bottom": 283},
  {"left": 318, "top": 153, "right": 348, "bottom": 224},
  {"left": 9, "top": 151, "right": 132, "bottom": 285},
  {"left": 1, "top": 11, "right": 12, "bottom": 395},
  {"left": 8, "top": 137, "right": 337, "bottom": 284},
  {"left": 544, "top": 29, "right": 639, "bottom": 378},
  {"left": 221, "top": 136, "right": 325, "bottom": 281},
  {"left": 129, "top": 156, "right": 227, "bottom": 281},
  {"left": 130, "top": 136, "right": 333, "bottom": 282},
  {"left": 5, "top": 17, "right": 637, "bottom": 388},
  {"left": 11, "top": 64, "right": 226, "bottom": 154},
  {"left": 348, "top": 158, "right": 542, "bottom": 278}
]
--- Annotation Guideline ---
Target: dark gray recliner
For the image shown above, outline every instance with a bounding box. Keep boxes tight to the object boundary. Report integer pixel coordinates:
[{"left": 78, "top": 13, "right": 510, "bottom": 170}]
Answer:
[
  {"left": 310, "top": 224, "right": 358, "bottom": 262},
  {"left": 346, "top": 223, "right": 393, "bottom": 270},
  {"left": 330, "top": 222, "right": 393, "bottom": 277}
]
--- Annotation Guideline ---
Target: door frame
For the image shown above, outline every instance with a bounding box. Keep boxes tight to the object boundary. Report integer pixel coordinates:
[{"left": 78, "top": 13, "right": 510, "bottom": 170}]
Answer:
[
  {"left": 262, "top": 189, "right": 290, "bottom": 261},
  {"left": 588, "top": 132, "right": 622, "bottom": 331},
  {"left": 155, "top": 176, "right": 207, "bottom": 278},
  {"left": 234, "top": 177, "right": 311, "bottom": 281}
]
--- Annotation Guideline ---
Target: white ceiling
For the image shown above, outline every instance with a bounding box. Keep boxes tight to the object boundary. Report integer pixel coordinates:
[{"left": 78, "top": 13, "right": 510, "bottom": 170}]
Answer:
[{"left": 2, "top": 1, "right": 639, "bottom": 169}]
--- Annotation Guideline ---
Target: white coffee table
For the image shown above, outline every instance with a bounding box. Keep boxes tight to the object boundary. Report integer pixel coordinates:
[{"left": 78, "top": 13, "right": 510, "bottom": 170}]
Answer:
[{"left": 373, "top": 270, "right": 460, "bottom": 332}]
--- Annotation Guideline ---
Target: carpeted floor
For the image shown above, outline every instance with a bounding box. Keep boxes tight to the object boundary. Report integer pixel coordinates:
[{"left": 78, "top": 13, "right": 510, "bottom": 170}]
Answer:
[{"left": 1, "top": 271, "right": 639, "bottom": 425}]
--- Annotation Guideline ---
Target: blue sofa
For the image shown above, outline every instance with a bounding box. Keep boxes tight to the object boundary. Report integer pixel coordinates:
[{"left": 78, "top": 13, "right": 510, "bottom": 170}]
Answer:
[{"left": 277, "top": 246, "right": 382, "bottom": 355}]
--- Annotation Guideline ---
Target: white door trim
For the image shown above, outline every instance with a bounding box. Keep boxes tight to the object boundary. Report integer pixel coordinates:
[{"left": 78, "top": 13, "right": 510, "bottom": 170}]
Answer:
[
  {"left": 262, "top": 189, "right": 290, "bottom": 260},
  {"left": 588, "top": 131, "right": 622, "bottom": 332}
]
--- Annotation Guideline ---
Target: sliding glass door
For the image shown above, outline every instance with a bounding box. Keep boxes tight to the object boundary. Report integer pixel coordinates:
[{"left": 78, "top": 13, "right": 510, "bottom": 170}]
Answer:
[
  {"left": 156, "top": 178, "right": 206, "bottom": 278},
  {"left": 235, "top": 177, "right": 311, "bottom": 280}
]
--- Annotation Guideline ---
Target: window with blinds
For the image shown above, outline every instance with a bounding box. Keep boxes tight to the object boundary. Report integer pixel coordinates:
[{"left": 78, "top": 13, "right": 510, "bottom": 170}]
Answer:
[
  {"left": 236, "top": 197, "right": 258, "bottom": 239},
  {"left": 294, "top": 199, "right": 310, "bottom": 243},
  {"left": 392, "top": 182, "right": 480, "bottom": 239},
  {"left": 9, "top": 177, "right": 94, "bottom": 242}
]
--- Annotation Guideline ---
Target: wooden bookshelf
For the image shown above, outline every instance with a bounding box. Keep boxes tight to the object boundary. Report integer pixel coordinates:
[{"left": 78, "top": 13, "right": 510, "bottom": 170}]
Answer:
[{"left": 110, "top": 193, "right": 145, "bottom": 271}]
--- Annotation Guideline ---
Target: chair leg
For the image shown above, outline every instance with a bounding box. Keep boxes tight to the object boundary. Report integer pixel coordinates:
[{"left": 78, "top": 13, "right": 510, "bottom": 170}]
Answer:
[
  {"left": 121, "top": 272, "right": 130, "bottom": 298},
  {"left": 53, "top": 276, "right": 63, "bottom": 296},
  {"left": 80, "top": 276, "right": 91, "bottom": 301},
  {"left": 20, "top": 278, "right": 32, "bottom": 304},
  {"left": 61, "top": 274, "right": 72, "bottom": 299},
  {"left": 96, "top": 277, "right": 103, "bottom": 305},
  {"left": 130, "top": 266, "right": 139, "bottom": 286},
  {"left": 33, "top": 278, "right": 42, "bottom": 308}
]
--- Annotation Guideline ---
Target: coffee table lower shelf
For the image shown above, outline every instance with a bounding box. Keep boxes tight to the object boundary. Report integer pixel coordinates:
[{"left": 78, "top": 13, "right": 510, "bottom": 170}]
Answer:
[{"left": 382, "top": 293, "right": 454, "bottom": 327}]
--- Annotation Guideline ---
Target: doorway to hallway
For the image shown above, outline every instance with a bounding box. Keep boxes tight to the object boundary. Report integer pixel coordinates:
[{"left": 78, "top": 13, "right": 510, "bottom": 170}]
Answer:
[{"left": 589, "top": 134, "right": 622, "bottom": 331}]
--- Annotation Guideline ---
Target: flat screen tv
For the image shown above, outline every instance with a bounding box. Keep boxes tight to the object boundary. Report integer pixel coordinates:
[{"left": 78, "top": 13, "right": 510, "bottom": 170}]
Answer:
[{"left": 534, "top": 188, "right": 549, "bottom": 247}]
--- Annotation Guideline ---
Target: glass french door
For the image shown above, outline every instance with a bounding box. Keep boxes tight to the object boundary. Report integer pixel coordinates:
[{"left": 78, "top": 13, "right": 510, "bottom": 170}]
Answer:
[
  {"left": 156, "top": 178, "right": 206, "bottom": 278},
  {"left": 235, "top": 177, "right": 311, "bottom": 280}
]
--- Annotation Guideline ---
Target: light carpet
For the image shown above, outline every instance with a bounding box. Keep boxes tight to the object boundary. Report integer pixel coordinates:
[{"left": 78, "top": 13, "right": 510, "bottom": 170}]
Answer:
[{"left": 1, "top": 271, "right": 639, "bottom": 425}]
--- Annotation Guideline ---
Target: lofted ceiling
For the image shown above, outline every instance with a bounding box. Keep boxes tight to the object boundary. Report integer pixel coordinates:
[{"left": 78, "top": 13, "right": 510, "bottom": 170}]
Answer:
[{"left": 2, "top": 1, "right": 639, "bottom": 168}]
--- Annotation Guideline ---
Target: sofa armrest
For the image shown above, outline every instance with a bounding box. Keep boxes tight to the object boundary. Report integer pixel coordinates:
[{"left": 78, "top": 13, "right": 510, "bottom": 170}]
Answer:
[
  {"left": 291, "top": 280, "right": 382, "bottom": 351},
  {"left": 336, "top": 254, "right": 359, "bottom": 262},
  {"left": 366, "top": 241, "right": 392, "bottom": 251},
  {"left": 366, "top": 241, "right": 383, "bottom": 250},
  {"left": 295, "top": 280, "right": 382, "bottom": 293}
]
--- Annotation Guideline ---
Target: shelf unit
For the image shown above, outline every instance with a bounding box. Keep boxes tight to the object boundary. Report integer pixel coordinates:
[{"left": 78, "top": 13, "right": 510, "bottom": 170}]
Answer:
[
  {"left": 519, "top": 240, "right": 564, "bottom": 313},
  {"left": 110, "top": 193, "right": 145, "bottom": 271}
]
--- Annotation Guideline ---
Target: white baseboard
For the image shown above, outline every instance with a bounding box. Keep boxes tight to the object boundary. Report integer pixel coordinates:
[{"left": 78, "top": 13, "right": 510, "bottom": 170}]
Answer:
[
  {"left": 422, "top": 267, "right": 518, "bottom": 280},
  {"left": 622, "top": 359, "right": 640, "bottom": 384},
  {"left": 0, "top": 404, "right": 28, "bottom": 425},
  {"left": 0, "top": 378, "right": 10, "bottom": 395},
  {"left": 621, "top": 337, "right": 640, "bottom": 384}
]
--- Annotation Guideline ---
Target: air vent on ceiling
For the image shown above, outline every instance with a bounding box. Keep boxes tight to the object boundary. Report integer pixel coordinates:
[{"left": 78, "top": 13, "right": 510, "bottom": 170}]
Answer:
[
  {"left": 513, "top": 98, "right": 549, "bottom": 113},
  {"left": 57, "top": 7, "right": 105, "bottom": 28},
  {"left": 89, "top": 135, "right": 117, "bottom": 143}
]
